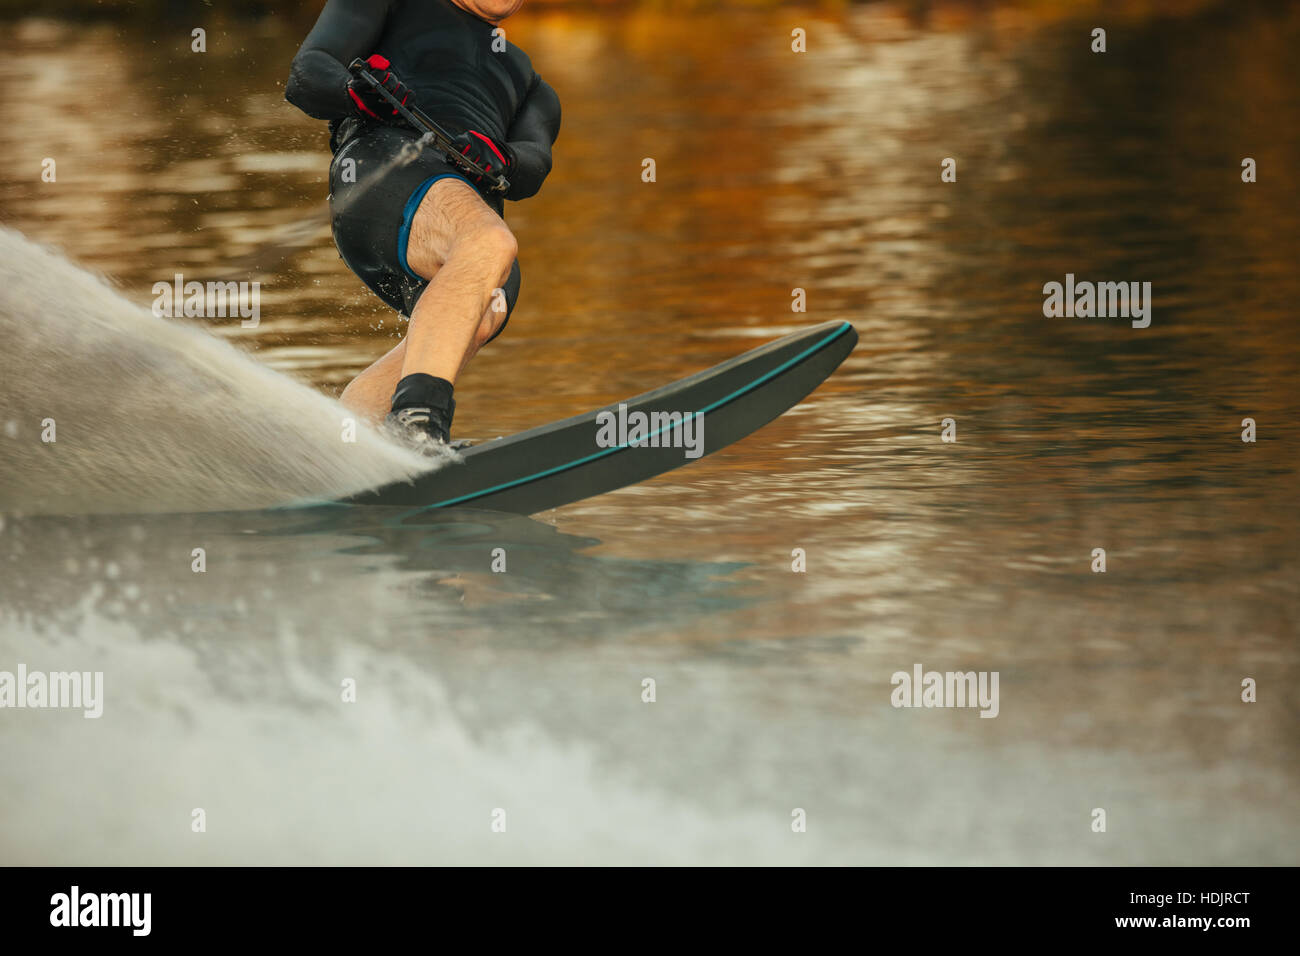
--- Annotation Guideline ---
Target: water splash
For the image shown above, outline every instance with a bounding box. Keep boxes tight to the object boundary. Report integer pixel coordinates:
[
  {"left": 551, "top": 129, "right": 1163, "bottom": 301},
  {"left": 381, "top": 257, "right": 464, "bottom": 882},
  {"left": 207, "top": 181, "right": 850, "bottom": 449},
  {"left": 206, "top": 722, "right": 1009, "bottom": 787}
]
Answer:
[{"left": 0, "top": 226, "right": 434, "bottom": 515}]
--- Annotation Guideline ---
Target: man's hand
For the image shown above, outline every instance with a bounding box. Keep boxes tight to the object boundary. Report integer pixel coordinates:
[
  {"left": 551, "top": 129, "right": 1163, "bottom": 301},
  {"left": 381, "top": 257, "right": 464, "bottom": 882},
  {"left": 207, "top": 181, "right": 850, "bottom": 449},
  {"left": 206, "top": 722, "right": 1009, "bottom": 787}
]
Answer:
[
  {"left": 450, "top": 129, "right": 513, "bottom": 185},
  {"left": 347, "top": 54, "right": 410, "bottom": 123}
]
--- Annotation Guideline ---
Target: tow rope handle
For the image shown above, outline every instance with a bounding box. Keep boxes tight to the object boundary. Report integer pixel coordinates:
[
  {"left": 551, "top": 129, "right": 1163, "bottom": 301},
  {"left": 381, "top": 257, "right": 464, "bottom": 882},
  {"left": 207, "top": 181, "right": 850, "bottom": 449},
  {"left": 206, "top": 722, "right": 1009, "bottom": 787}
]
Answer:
[{"left": 347, "top": 58, "right": 511, "bottom": 196}]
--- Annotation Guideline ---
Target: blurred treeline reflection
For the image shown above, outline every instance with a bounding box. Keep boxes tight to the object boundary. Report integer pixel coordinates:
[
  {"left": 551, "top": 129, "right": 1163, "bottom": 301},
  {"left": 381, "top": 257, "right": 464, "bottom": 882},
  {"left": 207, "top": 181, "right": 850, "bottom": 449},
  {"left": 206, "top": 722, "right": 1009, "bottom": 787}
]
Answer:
[{"left": 0, "top": 0, "right": 1230, "bottom": 22}]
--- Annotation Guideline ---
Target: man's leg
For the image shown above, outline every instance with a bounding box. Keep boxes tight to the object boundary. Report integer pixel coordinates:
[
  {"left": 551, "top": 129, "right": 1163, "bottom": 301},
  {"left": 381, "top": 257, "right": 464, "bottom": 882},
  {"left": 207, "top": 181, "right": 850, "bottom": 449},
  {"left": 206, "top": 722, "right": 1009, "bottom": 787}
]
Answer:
[
  {"left": 401, "top": 178, "right": 516, "bottom": 384},
  {"left": 338, "top": 176, "right": 514, "bottom": 431},
  {"left": 340, "top": 305, "right": 509, "bottom": 423}
]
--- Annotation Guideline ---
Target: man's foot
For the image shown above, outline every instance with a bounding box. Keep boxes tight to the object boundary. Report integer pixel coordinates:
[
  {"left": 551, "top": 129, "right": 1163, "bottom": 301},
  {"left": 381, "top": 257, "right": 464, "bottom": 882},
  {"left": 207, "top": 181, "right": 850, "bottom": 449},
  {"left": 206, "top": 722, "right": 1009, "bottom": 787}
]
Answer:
[
  {"left": 385, "top": 373, "right": 457, "bottom": 456},
  {"left": 384, "top": 405, "right": 452, "bottom": 454}
]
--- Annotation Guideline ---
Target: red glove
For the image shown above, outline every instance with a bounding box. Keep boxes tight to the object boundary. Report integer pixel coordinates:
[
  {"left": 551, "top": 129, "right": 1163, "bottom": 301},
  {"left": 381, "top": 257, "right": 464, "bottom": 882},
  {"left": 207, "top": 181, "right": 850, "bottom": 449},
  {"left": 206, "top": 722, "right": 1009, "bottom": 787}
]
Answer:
[
  {"left": 450, "top": 129, "right": 513, "bottom": 184},
  {"left": 347, "top": 54, "right": 410, "bottom": 123}
]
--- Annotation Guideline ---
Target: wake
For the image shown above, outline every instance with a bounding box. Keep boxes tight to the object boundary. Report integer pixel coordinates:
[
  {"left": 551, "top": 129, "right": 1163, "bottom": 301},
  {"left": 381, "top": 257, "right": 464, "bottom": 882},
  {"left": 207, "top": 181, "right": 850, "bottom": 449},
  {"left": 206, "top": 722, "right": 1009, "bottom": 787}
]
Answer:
[{"left": 0, "top": 227, "right": 432, "bottom": 515}]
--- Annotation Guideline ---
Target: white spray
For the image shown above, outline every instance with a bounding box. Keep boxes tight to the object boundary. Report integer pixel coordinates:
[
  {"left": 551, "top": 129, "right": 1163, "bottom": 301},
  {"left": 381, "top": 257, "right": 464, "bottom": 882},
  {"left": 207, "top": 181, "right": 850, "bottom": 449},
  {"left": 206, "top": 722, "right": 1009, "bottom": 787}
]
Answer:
[{"left": 0, "top": 227, "right": 434, "bottom": 515}]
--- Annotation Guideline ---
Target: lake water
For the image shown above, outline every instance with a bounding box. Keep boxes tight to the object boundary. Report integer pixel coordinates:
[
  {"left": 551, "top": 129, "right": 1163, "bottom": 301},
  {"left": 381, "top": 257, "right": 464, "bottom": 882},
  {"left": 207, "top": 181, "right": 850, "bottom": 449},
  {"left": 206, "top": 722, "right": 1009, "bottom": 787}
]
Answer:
[{"left": 0, "top": 3, "right": 1297, "bottom": 864}]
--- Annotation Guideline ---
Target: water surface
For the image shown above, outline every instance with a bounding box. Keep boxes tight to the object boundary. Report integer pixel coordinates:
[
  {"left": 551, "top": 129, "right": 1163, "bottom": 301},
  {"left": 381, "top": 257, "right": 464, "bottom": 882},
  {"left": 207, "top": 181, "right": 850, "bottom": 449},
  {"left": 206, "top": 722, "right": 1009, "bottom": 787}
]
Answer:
[{"left": 1, "top": 3, "right": 1297, "bottom": 864}]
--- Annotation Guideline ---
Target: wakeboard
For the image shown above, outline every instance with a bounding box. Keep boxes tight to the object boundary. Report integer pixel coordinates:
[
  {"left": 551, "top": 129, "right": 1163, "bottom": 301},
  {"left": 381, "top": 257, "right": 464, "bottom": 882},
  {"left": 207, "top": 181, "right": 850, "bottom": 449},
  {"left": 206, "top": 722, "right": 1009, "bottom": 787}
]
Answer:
[{"left": 342, "top": 320, "right": 857, "bottom": 513}]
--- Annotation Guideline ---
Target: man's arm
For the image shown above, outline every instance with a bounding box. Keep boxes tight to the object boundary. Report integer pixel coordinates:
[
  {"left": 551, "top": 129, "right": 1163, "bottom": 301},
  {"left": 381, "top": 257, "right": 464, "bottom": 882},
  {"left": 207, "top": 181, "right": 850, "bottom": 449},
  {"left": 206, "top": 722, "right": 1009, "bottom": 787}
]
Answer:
[
  {"left": 285, "top": 0, "right": 391, "bottom": 120},
  {"left": 504, "top": 76, "right": 561, "bottom": 201}
]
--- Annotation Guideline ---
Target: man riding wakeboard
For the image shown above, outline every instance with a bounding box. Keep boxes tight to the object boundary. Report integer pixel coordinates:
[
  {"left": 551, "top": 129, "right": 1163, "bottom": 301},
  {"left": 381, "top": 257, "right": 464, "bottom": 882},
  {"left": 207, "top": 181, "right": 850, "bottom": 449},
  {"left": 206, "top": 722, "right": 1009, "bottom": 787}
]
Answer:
[{"left": 285, "top": 0, "right": 560, "bottom": 451}]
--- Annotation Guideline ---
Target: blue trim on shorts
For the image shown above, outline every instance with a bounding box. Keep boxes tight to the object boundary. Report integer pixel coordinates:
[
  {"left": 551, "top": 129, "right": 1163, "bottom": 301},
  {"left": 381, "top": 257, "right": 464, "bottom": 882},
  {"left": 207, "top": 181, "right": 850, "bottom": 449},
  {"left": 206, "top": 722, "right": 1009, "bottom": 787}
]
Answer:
[{"left": 397, "top": 173, "right": 472, "bottom": 280}]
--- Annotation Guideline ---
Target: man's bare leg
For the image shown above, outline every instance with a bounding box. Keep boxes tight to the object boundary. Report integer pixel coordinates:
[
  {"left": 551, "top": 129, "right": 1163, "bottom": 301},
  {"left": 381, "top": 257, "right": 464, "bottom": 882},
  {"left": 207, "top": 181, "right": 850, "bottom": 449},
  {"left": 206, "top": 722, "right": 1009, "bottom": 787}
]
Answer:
[
  {"left": 401, "top": 178, "right": 516, "bottom": 384},
  {"left": 339, "top": 338, "right": 410, "bottom": 424},
  {"left": 341, "top": 306, "right": 508, "bottom": 424},
  {"left": 338, "top": 176, "right": 515, "bottom": 437}
]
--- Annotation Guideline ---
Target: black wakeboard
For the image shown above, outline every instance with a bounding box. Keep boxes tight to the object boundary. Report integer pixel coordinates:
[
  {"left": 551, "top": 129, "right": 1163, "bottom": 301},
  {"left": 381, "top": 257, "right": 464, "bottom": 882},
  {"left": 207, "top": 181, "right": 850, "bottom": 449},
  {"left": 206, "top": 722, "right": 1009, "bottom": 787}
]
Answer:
[{"left": 342, "top": 320, "right": 857, "bottom": 513}]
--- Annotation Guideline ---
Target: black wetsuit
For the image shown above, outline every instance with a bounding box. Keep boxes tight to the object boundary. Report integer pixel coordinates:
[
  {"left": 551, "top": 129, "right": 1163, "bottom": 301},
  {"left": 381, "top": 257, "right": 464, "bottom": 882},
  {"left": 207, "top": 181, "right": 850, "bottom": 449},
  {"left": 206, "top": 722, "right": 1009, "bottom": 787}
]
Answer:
[{"left": 285, "top": 0, "right": 561, "bottom": 323}]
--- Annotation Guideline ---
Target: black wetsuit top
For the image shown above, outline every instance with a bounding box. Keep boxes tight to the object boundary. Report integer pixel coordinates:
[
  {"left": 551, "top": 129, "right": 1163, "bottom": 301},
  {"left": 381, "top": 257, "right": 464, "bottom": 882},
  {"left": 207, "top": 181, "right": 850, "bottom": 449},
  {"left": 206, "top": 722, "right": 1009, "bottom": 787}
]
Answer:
[{"left": 285, "top": 0, "right": 560, "bottom": 202}]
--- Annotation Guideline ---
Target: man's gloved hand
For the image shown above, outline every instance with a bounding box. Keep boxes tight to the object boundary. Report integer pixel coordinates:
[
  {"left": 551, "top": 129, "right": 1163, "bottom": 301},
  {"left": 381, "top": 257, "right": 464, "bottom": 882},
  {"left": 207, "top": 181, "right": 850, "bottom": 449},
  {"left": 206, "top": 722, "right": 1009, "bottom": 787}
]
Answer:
[
  {"left": 347, "top": 54, "right": 410, "bottom": 123},
  {"left": 450, "top": 129, "right": 513, "bottom": 185}
]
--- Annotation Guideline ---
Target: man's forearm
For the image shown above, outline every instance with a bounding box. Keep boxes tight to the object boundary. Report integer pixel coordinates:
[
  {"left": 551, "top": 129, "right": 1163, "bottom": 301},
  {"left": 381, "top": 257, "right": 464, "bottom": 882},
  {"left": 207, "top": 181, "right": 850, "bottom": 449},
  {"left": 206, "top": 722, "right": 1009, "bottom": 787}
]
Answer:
[
  {"left": 503, "top": 77, "right": 561, "bottom": 201},
  {"left": 504, "top": 142, "right": 553, "bottom": 200},
  {"left": 284, "top": 0, "right": 387, "bottom": 120},
  {"left": 285, "top": 48, "right": 353, "bottom": 120}
]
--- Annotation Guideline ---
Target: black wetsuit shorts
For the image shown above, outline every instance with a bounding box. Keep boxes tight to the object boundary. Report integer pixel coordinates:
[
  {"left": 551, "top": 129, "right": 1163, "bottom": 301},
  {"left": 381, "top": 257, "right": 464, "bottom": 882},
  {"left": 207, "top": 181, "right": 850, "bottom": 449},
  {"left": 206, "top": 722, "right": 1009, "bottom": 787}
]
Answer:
[{"left": 328, "top": 122, "right": 521, "bottom": 336}]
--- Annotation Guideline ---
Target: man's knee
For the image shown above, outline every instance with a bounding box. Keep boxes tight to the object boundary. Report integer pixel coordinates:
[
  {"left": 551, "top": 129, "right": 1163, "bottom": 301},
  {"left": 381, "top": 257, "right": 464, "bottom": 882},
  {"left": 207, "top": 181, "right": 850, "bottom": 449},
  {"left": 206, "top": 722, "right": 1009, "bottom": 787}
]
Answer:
[
  {"left": 474, "top": 309, "right": 505, "bottom": 348},
  {"left": 458, "top": 221, "right": 517, "bottom": 280}
]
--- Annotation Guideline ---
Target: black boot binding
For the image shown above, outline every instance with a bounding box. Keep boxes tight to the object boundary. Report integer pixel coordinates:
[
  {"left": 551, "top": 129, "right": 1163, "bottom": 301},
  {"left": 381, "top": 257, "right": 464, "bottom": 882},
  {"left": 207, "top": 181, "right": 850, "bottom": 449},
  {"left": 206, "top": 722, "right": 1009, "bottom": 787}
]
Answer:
[{"left": 385, "top": 373, "right": 456, "bottom": 453}]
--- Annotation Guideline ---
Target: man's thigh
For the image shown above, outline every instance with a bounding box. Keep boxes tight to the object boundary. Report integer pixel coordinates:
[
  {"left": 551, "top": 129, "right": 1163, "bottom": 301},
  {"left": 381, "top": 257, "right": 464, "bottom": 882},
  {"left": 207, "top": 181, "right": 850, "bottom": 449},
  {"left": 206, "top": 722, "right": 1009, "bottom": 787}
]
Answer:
[{"left": 404, "top": 176, "right": 507, "bottom": 280}]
